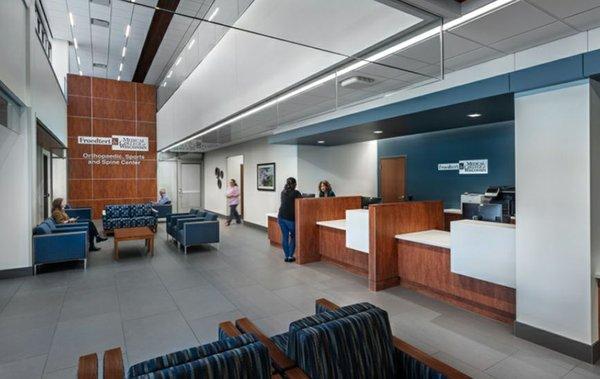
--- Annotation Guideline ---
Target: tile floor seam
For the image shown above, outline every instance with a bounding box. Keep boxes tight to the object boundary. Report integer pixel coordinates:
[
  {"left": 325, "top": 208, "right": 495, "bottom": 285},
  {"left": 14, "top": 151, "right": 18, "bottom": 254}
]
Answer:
[
  {"left": 115, "top": 279, "right": 131, "bottom": 369},
  {"left": 41, "top": 286, "right": 67, "bottom": 376}
]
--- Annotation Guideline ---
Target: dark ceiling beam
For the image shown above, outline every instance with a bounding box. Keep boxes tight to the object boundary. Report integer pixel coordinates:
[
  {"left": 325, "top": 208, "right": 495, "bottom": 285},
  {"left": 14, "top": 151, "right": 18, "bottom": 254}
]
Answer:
[{"left": 132, "top": 0, "right": 180, "bottom": 83}]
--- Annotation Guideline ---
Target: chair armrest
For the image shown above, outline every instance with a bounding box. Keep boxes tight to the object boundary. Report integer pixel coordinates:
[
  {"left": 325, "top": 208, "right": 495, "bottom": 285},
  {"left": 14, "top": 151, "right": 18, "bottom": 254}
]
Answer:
[
  {"left": 235, "top": 318, "right": 296, "bottom": 371},
  {"left": 55, "top": 222, "right": 88, "bottom": 228},
  {"left": 218, "top": 321, "right": 243, "bottom": 338},
  {"left": 103, "top": 347, "right": 124, "bottom": 379},
  {"left": 393, "top": 337, "right": 470, "bottom": 379},
  {"left": 52, "top": 226, "right": 88, "bottom": 233},
  {"left": 150, "top": 208, "right": 158, "bottom": 216},
  {"left": 176, "top": 217, "right": 205, "bottom": 229},
  {"left": 315, "top": 298, "right": 339, "bottom": 311},
  {"left": 66, "top": 208, "right": 92, "bottom": 221},
  {"left": 77, "top": 352, "right": 98, "bottom": 379}
]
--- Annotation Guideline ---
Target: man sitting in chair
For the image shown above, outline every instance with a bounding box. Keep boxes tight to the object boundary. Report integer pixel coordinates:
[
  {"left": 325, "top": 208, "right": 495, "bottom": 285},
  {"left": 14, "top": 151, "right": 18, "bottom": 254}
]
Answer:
[{"left": 155, "top": 189, "right": 171, "bottom": 205}]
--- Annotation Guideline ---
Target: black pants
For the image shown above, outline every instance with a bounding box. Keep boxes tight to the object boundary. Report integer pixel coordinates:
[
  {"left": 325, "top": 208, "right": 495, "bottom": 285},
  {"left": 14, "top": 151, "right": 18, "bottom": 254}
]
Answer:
[
  {"left": 87, "top": 221, "right": 100, "bottom": 245},
  {"left": 228, "top": 205, "right": 241, "bottom": 223}
]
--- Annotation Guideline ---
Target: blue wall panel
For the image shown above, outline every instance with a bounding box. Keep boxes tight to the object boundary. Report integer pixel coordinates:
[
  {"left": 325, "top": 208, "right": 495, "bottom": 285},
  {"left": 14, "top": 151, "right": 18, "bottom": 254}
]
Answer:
[{"left": 378, "top": 122, "right": 515, "bottom": 208}]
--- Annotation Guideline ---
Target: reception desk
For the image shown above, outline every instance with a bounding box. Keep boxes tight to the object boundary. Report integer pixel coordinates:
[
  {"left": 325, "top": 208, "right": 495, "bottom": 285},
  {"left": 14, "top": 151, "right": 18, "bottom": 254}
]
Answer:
[
  {"left": 396, "top": 219, "right": 516, "bottom": 323},
  {"left": 317, "top": 218, "right": 368, "bottom": 276},
  {"left": 266, "top": 212, "right": 281, "bottom": 247}
]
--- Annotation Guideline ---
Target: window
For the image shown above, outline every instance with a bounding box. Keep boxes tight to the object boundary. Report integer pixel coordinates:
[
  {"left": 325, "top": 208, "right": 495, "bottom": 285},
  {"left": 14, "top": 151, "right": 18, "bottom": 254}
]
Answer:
[
  {"left": 0, "top": 91, "right": 21, "bottom": 134},
  {"left": 35, "top": 3, "right": 52, "bottom": 61}
]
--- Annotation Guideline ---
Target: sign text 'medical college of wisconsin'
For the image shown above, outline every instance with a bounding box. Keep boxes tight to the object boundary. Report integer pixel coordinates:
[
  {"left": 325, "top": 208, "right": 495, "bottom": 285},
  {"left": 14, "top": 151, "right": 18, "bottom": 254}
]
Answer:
[{"left": 78, "top": 135, "right": 148, "bottom": 166}]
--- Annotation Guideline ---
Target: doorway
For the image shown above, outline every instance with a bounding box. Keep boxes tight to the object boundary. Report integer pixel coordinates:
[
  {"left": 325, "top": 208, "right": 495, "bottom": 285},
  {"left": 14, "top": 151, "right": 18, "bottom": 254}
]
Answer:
[
  {"left": 178, "top": 163, "right": 202, "bottom": 212},
  {"left": 42, "top": 151, "right": 50, "bottom": 218},
  {"left": 379, "top": 156, "right": 406, "bottom": 203},
  {"left": 226, "top": 155, "right": 244, "bottom": 219}
]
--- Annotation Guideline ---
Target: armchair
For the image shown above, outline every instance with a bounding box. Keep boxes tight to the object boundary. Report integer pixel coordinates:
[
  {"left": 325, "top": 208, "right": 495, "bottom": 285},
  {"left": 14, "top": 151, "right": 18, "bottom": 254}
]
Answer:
[
  {"left": 166, "top": 209, "right": 204, "bottom": 239},
  {"left": 175, "top": 220, "right": 220, "bottom": 254},
  {"left": 65, "top": 207, "right": 92, "bottom": 221},
  {"left": 33, "top": 223, "right": 88, "bottom": 274},
  {"left": 152, "top": 203, "right": 172, "bottom": 219},
  {"left": 77, "top": 324, "right": 272, "bottom": 379},
  {"left": 43, "top": 219, "right": 88, "bottom": 233}
]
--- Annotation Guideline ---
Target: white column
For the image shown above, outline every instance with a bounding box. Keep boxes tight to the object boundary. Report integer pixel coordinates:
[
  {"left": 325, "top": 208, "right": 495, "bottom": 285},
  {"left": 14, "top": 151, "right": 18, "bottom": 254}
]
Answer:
[{"left": 515, "top": 79, "right": 600, "bottom": 361}]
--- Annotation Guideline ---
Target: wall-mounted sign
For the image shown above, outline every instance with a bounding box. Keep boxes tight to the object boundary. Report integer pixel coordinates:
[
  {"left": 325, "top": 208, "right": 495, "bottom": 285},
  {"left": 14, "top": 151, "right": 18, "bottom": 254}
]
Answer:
[
  {"left": 438, "top": 163, "right": 459, "bottom": 171},
  {"left": 77, "top": 135, "right": 148, "bottom": 152},
  {"left": 82, "top": 153, "right": 145, "bottom": 166},
  {"left": 459, "top": 159, "right": 488, "bottom": 175}
]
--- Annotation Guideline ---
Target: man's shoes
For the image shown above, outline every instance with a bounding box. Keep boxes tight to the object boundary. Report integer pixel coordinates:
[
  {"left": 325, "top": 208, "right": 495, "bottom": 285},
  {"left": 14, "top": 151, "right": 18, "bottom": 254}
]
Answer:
[
  {"left": 96, "top": 235, "right": 108, "bottom": 243},
  {"left": 89, "top": 245, "right": 101, "bottom": 251}
]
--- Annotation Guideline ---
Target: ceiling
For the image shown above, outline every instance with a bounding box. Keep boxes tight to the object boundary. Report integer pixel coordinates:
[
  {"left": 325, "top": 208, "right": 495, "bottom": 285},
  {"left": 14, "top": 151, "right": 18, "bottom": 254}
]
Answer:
[{"left": 169, "top": 0, "right": 600, "bottom": 153}]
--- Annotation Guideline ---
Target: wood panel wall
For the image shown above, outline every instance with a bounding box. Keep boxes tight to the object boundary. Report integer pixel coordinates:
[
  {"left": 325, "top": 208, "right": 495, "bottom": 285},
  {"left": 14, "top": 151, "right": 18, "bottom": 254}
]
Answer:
[
  {"left": 295, "top": 196, "right": 362, "bottom": 264},
  {"left": 368, "top": 201, "right": 444, "bottom": 291},
  {"left": 397, "top": 240, "right": 516, "bottom": 323},
  {"left": 66, "top": 74, "right": 157, "bottom": 219}
]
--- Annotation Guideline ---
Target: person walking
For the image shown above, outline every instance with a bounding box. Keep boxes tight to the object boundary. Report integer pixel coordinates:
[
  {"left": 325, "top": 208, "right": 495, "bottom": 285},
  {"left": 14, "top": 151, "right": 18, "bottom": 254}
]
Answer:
[
  {"left": 277, "top": 177, "right": 302, "bottom": 262},
  {"left": 226, "top": 179, "right": 242, "bottom": 226}
]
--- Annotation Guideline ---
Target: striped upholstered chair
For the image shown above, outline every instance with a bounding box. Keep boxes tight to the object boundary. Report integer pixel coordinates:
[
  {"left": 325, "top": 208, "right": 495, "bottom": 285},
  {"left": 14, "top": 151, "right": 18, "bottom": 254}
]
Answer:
[
  {"left": 78, "top": 323, "right": 272, "bottom": 379},
  {"left": 235, "top": 299, "right": 470, "bottom": 379}
]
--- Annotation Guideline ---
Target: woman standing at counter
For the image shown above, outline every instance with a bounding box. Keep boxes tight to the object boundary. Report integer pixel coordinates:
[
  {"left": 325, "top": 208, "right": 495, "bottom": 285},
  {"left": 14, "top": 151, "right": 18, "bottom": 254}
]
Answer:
[
  {"left": 318, "top": 180, "right": 336, "bottom": 198},
  {"left": 278, "top": 177, "right": 302, "bottom": 262}
]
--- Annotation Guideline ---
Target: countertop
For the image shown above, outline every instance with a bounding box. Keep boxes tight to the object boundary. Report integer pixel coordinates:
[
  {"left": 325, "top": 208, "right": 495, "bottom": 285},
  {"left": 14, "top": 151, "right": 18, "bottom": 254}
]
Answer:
[
  {"left": 396, "top": 230, "right": 450, "bottom": 249},
  {"left": 444, "top": 208, "right": 462, "bottom": 215},
  {"left": 266, "top": 212, "right": 278, "bottom": 219},
  {"left": 452, "top": 219, "right": 515, "bottom": 229},
  {"left": 316, "top": 219, "right": 347, "bottom": 231}
]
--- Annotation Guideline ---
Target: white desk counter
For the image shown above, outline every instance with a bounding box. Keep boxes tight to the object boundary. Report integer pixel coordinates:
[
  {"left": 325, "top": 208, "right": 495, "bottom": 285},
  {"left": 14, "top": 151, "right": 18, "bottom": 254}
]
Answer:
[
  {"left": 444, "top": 208, "right": 462, "bottom": 215},
  {"left": 450, "top": 219, "right": 516, "bottom": 288},
  {"left": 396, "top": 230, "right": 450, "bottom": 249},
  {"left": 346, "top": 209, "right": 369, "bottom": 253},
  {"left": 266, "top": 212, "right": 278, "bottom": 219},
  {"left": 316, "top": 219, "right": 347, "bottom": 231}
]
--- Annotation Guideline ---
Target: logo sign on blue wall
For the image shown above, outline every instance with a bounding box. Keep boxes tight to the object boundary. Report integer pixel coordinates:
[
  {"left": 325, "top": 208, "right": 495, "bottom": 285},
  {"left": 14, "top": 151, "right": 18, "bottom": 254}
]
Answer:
[
  {"left": 438, "top": 163, "right": 459, "bottom": 171},
  {"left": 459, "top": 159, "right": 488, "bottom": 175}
]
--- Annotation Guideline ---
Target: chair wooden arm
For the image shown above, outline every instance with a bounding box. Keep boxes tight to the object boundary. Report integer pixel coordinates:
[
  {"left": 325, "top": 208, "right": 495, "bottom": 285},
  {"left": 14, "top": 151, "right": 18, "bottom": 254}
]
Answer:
[
  {"left": 235, "top": 317, "right": 296, "bottom": 371},
  {"left": 315, "top": 298, "right": 471, "bottom": 379},
  {"left": 103, "top": 347, "right": 124, "bottom": 379},
  {"left": 77, "top": 353, "right": 98, "bottom": 379},
  {"left": 219, "top": 321, "right": 243, "bottom": 338}
]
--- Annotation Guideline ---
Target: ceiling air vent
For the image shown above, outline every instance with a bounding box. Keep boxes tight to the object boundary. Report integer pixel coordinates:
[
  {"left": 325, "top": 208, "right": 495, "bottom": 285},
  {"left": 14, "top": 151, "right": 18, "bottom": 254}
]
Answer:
[
  {"left": 93, "top": 63, "right": 107, "bottom": 69},
  {"left": 90, "top": 0, "right": 111, "bottom": 6},
  {"left": 339, "top": 76, "right": 375, "bottom": 90},
  {"left": 91, "top": 18, "right": 110, "bottom": 28}
]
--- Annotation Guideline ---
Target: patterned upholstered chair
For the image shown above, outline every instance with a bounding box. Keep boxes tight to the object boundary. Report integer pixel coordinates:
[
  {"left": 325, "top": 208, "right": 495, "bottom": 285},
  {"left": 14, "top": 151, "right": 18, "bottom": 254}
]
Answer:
[
  {"left": 235, "top": 299, "right": 470, "bottom": 379},
  {"left": 102, "top": 204, "right": 158, "bottom": 233},
  {"left": 77, "top": 322, "right": 272, "bottom": 379}
]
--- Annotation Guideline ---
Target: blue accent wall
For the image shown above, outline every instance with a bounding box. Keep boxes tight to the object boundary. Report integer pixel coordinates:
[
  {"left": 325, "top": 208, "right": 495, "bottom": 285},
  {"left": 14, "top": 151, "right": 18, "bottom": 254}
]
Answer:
[{"left": 377, "top": 122, "right": 515, "bottom": 208}]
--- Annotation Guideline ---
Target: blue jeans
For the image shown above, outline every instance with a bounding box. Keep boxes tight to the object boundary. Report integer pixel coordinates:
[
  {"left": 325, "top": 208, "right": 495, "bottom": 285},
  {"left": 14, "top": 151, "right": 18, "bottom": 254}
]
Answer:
[{"left": 278, "top": 218, "right": 296, "bottom": 259}]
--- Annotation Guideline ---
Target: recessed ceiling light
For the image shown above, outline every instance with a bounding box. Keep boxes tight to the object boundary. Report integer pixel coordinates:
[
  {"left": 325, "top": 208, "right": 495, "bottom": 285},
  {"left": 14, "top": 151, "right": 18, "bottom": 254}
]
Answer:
[
  {"left": 125, "top": 24, "right": 130, "bottom": 38},
  {"left": 119, "top": 62, "right": 123, "bottom": 72},
  {"left": 79, "top": 70, "right": 83, "bottom": 76},
  {"left": 167, "top": 70, "right": 173, "bottom": 79},
  {"left": 317, "top": 140, "right": 325, "bottom": 144},
  {"left": 467, "top": 113, "right": 482, "bottom": 118},
  {"left": 90, "top": 18, "right": 110, "bottom": 28},
  {"left": 69, "top": 12, "right": 75, "bottom": 27},
  {"left": 188, "top": 39, "right": 195, "bottom": 50},
  {"left": 77, "top": 56, "right": 81, "bottom": 65},
  {"left": 175, "top": 57, "right": 182, "bottom": 66},
  {"left": 208, "top": 7, "right": 219, "bottom": 21},
  {"left": 73, "top": 38, "right": 78, "bottom": 49},
  {"left": 374, "top": 130, "right": 383, "bottom": 134},
  {"left": 121, "top": 46, "right": 126, "bottom": 57}
]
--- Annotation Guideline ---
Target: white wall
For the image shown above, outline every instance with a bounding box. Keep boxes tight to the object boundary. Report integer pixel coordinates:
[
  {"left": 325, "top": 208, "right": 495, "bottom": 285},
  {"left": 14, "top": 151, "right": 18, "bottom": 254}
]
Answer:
[
  {"left": 157, "top": 160, "right": 179, "bottom": 211},
  {"left": 515, "top": 80, "right": 596, "bottom": 344},
  {"left": 226, "top": 154, "right": 244, "bottom": 190},
  {"left": 0, "top": 0, "right": 27, "bottom": 102},
  {"left": 203, "top": 138, "right": 297, "bottom": 226},
  {"left": 297, "top": 141, "right": 378, "bottom": 197},
  {"left": 51, "top": 39, "right": 69, "bottom": 93},
  {"left": 52, "top": 156, "right": 67, "bottom": 200}
]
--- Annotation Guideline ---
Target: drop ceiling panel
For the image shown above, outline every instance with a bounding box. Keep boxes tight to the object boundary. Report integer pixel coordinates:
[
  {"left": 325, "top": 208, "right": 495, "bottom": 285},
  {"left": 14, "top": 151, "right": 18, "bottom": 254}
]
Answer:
[
  {"left": 491, "top": 21, "right": 578, "bottom": 54},
  {"left": 451, "top": 1, "right": 556, "bottom": 46},
  {"left": 526, "top": 0, "right": 600, "bottom": 19},
  {"left": 444, "top": 46, "right": 504, "bottom": 71},
  {"left": 564, "top": 6, "right": 600, "bottom": 32}
]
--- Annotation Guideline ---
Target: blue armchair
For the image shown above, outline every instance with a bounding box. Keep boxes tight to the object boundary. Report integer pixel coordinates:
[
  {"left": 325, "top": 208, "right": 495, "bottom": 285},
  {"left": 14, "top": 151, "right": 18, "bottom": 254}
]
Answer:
[
  {"left": 33, "top": 223, "right": 88, "bottom": 275},
  {"left": 166, "top": 209, "right": 205, "bottom": 239},
  {"left": 65, "top": 207, "right": 92, "bottom": 221},
  {"left": 175, "top": 220, "right": 220, "bottom": 254},
  {"left": 43, "top": 219, "right": 88, "bottom": 233},
  {"left": 152, "top": 203, "right": 172, "bottom": 220}
]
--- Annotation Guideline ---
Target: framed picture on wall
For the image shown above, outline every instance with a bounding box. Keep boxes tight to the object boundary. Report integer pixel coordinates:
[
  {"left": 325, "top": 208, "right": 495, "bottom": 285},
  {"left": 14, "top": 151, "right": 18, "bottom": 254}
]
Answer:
[{"left": 257, "top": 162, "right": 276, "bottom": 191}]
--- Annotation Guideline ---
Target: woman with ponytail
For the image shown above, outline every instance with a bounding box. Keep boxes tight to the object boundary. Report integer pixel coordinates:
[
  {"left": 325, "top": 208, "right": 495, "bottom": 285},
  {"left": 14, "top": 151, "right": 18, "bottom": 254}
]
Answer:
[{"left": 277, "top": 177, "right": 302, "bottom": 262}]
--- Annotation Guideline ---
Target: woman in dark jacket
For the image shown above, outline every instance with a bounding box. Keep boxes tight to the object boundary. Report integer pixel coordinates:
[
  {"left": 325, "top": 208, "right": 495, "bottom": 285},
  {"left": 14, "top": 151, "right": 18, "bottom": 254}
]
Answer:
[
  {"left": 278, "top": 177, "right": 302, "bottom": 262},
  {"left": 318, "top": 180, "right": 335, "bottom": 198}
]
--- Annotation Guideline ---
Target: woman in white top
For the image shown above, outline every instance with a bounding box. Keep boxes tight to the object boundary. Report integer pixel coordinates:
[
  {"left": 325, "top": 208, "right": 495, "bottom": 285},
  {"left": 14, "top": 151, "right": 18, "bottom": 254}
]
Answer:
[{"left": 226, "top": 179, "right": 241, "bottom": 226}]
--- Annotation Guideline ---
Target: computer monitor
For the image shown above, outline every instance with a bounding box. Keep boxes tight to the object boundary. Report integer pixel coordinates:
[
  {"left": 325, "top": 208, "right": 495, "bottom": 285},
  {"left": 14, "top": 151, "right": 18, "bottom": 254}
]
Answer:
[
  {"left": 301, "top": 193, "right": 316, "bottom": 198},
  {"left": 361, "top": 197, "right": 382, "bottom": 208},
  {"left": 462, "top": 203, "right": 504, "bottom": 223},
  {"left": 462, "top": 203, "right": 481, "bottom": 221}
]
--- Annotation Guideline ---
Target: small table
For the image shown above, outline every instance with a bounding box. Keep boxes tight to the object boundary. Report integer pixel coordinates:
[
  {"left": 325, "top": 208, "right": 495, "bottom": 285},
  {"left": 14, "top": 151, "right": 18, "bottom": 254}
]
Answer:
[{"left": 113, "top": 227, "right": 154, "bottom": 260}]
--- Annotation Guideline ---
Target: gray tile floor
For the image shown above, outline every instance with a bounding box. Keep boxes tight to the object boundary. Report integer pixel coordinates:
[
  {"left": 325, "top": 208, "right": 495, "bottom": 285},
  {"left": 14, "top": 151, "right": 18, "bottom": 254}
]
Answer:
[{"left": 0, "top": 221, "right": 599, "bottom": 378}]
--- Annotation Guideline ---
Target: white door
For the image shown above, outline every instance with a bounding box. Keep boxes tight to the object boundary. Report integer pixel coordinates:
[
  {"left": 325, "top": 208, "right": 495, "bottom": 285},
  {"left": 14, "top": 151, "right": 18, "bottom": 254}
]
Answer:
[{"left": 178, "top": 163, "right": 202, "bottom": 212}]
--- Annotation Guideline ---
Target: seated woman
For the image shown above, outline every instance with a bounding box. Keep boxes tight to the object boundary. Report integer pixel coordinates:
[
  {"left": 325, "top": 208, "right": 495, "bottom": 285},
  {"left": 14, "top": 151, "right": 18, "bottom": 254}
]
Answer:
[
  {"left": 318, "top": 180, "right": 336, "bottom": 198},
  {"left": 51, "top": 198, "right": 107, "bottom": 251}
]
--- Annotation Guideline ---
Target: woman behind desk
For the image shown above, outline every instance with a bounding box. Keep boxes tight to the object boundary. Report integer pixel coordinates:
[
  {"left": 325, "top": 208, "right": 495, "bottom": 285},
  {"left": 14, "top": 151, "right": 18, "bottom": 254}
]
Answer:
[
  {"left": 318, "top": 180, "right": 335, "bottom": 198},
  {"left": 51, "top": 198, "right": 107, "bottom": 251},
  {"left": 278, "top": 177, "right": 302, "bottom": 262}
]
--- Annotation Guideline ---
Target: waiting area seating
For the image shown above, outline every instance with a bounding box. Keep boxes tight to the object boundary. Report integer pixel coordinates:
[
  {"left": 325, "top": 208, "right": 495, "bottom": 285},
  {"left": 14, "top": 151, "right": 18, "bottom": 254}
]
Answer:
[
  {"left": 78, "top": 322, "right": 271, "bottom": 379},
  {"left": 65, "top": 206, "right": 92, "bottom": 221},
  {"left": 166, "top": 209, "right": 220, "bottom": 254},
  {"left": 152, "top": 203, "right": 172, "bottom": 219},
  {"left": 78, "top": 300, "right": 467, "bottom": 378},
  {"left": 32, "top": 219, "right": 88, "bottom": 274},
  {"left": 102, "top": 204, "right": 158, "bottom": 233}
]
